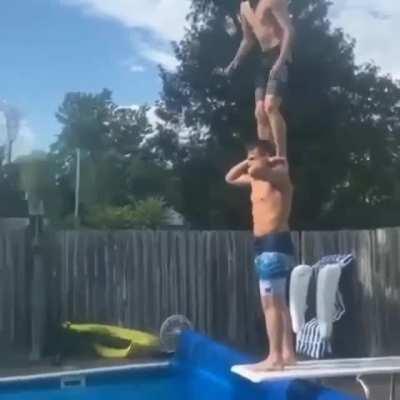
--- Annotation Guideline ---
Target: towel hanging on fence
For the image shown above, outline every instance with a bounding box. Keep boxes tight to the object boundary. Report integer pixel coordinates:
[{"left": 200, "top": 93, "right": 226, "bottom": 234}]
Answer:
[{"left": 293, "top": 254, "right": 354, "bottom": 359}]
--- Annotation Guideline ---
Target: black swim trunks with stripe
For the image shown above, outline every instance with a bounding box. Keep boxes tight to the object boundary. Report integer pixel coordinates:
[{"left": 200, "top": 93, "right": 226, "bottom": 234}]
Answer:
[{"left": 254, "top": 45, "right": 289, "bottom": 100}]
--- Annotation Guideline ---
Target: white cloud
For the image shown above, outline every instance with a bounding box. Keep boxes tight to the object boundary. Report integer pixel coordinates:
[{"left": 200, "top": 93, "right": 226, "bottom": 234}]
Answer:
[
  {"left": 62, "top": 0, "right": 400, "bottom": 82},
  {"left": 138, "top": 45, "right": 179, "bottom": 72},
  {"left": 62, "top": 0, "right": 189, "bottom": 72},
  {"left": 62, "top": 0, "right": 190, "bottom": 42},
  {"left": 330, "top": 0, "right": 400, "bottom": 78},
  {"left": 129, "top": 64, "right": 145, "bottom": 73}
]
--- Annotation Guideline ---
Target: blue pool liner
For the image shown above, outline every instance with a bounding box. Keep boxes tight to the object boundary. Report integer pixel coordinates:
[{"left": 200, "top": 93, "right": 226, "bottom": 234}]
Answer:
[
  {"left": 0, "top": 330, "right": 360, "bottom": 400},
  {"left": 175, "top": 330, "right": 361, "bottom": 400}
]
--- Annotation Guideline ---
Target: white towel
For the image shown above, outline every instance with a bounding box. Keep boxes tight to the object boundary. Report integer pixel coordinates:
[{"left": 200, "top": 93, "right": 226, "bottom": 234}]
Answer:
[{"left": 295, "top": 254, "right": 353, "bottom": 359}]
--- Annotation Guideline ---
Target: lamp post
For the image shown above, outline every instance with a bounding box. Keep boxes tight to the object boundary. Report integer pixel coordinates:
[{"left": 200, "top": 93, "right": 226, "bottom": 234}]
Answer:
[
  {"left": 27, "top": 191, "right": 46, "bottom": 361},
  {"left": 74, "top": 148, "right": 81, "bottom": 228}
]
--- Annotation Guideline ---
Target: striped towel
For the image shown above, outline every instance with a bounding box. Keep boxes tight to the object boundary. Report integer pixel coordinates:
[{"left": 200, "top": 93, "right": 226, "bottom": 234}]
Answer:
[
  {"left": 313, "top": 254, "right": 354, "bottom": 270},
  {"left": 296, "top": 254, "right": 354, "bottom": 359}
]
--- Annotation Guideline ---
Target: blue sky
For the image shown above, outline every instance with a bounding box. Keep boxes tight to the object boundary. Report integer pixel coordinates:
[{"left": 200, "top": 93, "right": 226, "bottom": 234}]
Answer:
[
  {"left": 0, "top": 0, "right": 398, "bottom": 157},
  {"left": 0, "top": 0, "right": 188, "bottom": 156}
]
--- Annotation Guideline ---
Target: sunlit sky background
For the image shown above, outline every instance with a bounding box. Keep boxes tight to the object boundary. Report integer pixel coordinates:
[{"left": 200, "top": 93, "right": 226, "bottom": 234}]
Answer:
[{"left": 0, "top": 0, "right": 398, "bottom": 158}]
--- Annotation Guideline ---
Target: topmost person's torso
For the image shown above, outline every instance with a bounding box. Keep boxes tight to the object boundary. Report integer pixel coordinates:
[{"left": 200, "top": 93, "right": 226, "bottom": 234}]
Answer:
[{"left": 241, "top": 0, "right": 283, "bottom": 52}]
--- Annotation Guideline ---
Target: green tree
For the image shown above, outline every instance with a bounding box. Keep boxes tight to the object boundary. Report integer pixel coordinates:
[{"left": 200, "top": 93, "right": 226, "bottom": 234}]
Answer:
[
  {"left": 155, "top": 0, "right": 400, "bottom": 230},
  {"left": 16, "top": 151, "right": 61, "bottom": 218},
  {"left": 0, "top": 163, "right": 27, "bottom": 217},
  {"left": 50, "top": 90, "right": 182, "bottom": 226}
]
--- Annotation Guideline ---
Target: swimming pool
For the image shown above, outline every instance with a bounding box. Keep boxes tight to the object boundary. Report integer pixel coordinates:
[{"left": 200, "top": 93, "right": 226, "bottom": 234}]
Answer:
[{"left": 0, "top": 331, "right": 358, "bottom": 400}]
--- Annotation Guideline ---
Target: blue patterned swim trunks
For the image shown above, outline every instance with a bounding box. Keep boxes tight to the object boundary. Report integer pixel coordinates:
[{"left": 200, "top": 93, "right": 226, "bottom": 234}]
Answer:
[{"left": 254, "top": 232, "right": 295, "bottom": 297}]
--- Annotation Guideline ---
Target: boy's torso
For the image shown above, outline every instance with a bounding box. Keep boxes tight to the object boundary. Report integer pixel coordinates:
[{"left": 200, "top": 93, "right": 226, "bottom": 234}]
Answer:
[
  {"left": 250, "top": 178, "right": 293, "bottom": 237},
  {"left": 241, "top": 0, "right": 283, "bottom": 51}
]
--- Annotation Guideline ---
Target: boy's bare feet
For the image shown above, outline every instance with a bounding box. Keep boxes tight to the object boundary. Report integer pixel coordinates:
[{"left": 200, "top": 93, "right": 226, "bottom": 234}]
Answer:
[
  {"left": 248, "top": 355, "right": 284, "bottom": 371},
  {"left": 283, "top": 353, "right": 297, "bottom": 366}
]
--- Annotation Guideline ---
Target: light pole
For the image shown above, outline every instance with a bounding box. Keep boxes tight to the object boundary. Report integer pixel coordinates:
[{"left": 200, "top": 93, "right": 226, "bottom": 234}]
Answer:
[
  {"left": 27, "top": 191, "right": 45, "bottom": 361},
  {"left": 74, "top": 147, "right": 81, "bottom": 227}
]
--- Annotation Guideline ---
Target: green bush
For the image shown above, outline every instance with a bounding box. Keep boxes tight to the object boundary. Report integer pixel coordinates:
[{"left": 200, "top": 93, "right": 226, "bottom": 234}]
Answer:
[
  {"left": 84, "top": 197, "right": 166, "bottom": 230},
  {"left": 132, "top": 197, "right": 167, "bottom": 229},
  {"left": 85, "top": 205, "right": 135, "bottom": 229}
]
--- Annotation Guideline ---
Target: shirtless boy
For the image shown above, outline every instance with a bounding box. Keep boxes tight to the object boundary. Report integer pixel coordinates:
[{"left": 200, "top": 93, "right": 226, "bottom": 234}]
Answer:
[
  {"left": 222, "top": 0, "right": 294, "bottom": 158},
  {"left": 225, "top": 139, "right": 296, "bottom": 370}
]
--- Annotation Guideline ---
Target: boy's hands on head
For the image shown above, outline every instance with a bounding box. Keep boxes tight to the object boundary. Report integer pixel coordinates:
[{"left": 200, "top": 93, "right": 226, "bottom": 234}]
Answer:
[
  {"left": 225, "top": 159, "right": 251, "bottom": 187},
  {"left": 226, "top": 148, "right": 289, "bottom": 188},
  {"left": 248, "top": 157, "right": 267, "bottom": 174},
  {"left": 248, "top": 155, "right": 289, "bottom": 186}
]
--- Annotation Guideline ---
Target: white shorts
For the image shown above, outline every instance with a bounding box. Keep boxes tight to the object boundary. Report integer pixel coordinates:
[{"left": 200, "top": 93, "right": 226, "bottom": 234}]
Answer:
[{"left": 259, "top": 277, "right": 287, "bottom": 299}]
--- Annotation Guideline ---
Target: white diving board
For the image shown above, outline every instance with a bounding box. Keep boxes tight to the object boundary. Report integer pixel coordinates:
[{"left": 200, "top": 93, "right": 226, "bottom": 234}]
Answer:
[{"left": 232, "top": 357, "right": 400, "bottom": 400}]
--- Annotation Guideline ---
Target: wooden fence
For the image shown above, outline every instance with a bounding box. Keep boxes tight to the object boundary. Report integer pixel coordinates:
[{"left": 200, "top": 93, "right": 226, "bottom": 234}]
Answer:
[
  {"left": 42, "top": 230, "right": 300, "bottom": 353},
  {"left": 0, "top": 228, "right": 29, "bottom": 353},
  {"left": 301, "top": 229, "right": 400, "bottom": 357},
  {"left": 1, "top": 225, "right": 400, "bottom": 358}
]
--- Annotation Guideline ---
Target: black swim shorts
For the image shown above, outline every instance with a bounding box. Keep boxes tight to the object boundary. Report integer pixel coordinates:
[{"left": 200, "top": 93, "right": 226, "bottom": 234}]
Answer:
[{"left": 254, "top": 46, "right": 289, "bottom": 101}]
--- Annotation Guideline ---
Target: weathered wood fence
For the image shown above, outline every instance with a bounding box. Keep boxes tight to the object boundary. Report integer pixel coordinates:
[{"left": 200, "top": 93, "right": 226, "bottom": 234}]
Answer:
[
  {"left": 43, "top": 230, "right": 297, "bottom": 353},
  {"left": 301, "top": 229, "right": 400, "bottom": 357},
  {"left": 1, "top": 225, "right": 400, "bottom": 358},
  {"left": 0, "top": 227, "right": 29, "bottom": 354}
]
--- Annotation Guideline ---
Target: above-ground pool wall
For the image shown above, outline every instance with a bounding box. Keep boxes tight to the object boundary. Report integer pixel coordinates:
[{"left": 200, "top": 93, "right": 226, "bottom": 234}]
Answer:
[
  {"left": 175, "top": 330, "right": 360, "bottom": 400},
  {"left": 0, "top": 332, "right": 359, "bottom": 400}
]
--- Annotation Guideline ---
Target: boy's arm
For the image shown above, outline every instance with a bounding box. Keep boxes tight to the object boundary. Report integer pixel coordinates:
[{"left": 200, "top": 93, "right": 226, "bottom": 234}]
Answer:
[
  {"left": 225, "top": 160, "right": 251, "bottom": 187},
  {"left": 248, "top": 157, "right": 290, "bottom": 187},
  {"left": 224, "top": 6, "right": 255, "bottom": 75},
  {"left": 268, "top": 0, "right": 294, "bottom": 76}
]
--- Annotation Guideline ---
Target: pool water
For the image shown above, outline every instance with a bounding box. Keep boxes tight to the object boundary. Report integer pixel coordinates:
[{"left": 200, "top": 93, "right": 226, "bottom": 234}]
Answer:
[{"left": 0, "top": 331, "right": 359, "bottom": 400}]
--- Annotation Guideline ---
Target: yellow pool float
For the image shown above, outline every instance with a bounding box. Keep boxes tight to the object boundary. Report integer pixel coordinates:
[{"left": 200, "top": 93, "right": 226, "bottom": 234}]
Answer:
[{"left": 62, "top": 322, "right": 160, "bottom": 359}]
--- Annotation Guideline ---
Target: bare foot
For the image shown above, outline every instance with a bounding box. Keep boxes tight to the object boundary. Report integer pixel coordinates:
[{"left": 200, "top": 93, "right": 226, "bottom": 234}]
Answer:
[
  {"left": 248, "top": 356, "right": 284, "bottom": 371},
  {"left": 283, "top": 354, "right": 297, "bottom": 366}
]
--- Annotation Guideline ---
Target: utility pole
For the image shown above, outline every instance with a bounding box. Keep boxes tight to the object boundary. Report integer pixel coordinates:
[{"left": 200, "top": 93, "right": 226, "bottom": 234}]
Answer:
[{"left": 74, "top": 147, "right": 81, "bottom": 228}]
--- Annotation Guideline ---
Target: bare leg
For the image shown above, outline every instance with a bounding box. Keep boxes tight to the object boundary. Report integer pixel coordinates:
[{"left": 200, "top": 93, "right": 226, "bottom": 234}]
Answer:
[
  {"left": 281, "top": 304, "right": 296, "bottom": 365},
  {"left": 255, "top": 100, "right": 272, "bottom": 141},
  {"left": 264, "top": 95, "right": 287, "bottom": 158},
  {"left": 250, "top": 295, "right": 284, "bottom": 371}
]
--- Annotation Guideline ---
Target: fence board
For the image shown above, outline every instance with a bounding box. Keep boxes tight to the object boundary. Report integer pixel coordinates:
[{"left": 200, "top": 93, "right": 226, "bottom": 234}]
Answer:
[
  {"left": 0, "top": 229, "right": 29, "bottom": 352},
  {"left": 1, "top": 225, "right": 400, "bottom": 357}
]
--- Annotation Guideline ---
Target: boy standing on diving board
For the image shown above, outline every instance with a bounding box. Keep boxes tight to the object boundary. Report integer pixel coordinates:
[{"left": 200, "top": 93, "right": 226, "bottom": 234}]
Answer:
[{"left": 225, "top": 139, "right": 295, "bottom": 370}]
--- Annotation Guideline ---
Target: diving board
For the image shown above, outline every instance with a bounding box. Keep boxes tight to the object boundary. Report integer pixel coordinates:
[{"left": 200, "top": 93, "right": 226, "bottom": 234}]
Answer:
[{"left": 232, "top": 357, "right": 400, "bottom": 399}]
